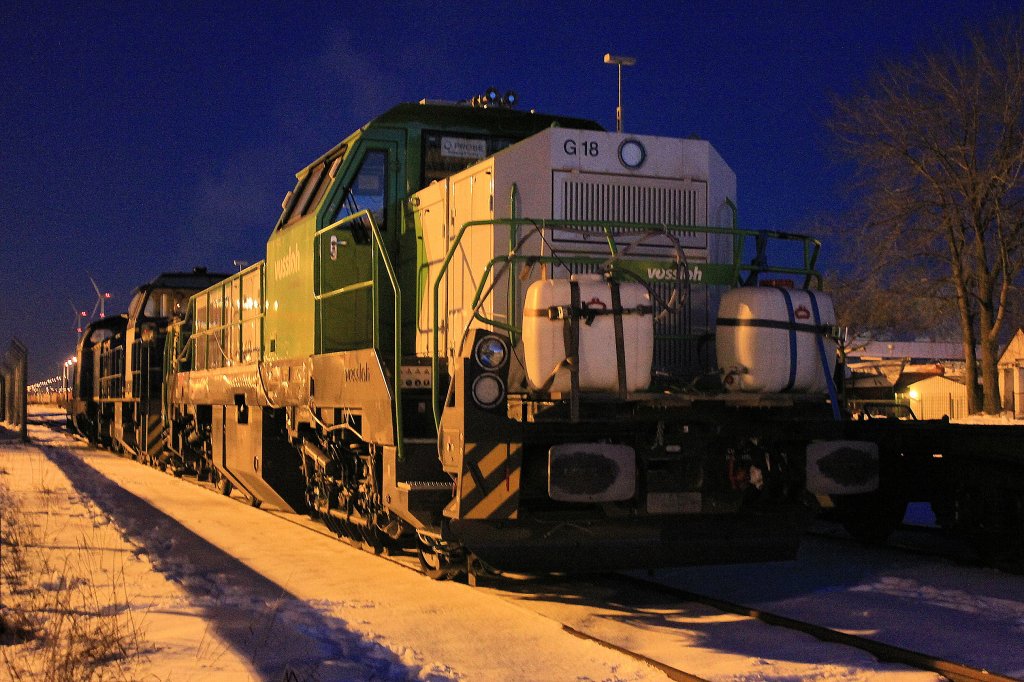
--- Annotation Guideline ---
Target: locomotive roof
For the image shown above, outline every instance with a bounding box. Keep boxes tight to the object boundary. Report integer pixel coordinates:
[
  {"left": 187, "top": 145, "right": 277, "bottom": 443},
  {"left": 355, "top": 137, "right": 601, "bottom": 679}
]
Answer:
[
  {"left": 373, "top": 101, "right": 603, "bottom": 133},
  {"left": 137, "top": 268, "right": 231, "bottom": 293},
  {"left": 304, "top": 101, "right": 604, "bottom": 174}
]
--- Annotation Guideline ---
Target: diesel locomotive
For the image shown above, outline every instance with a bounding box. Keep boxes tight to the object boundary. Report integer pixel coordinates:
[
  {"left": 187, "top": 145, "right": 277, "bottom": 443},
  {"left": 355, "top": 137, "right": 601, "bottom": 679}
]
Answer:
[
  {"left": 67, "top": 269, "right": 228, "bottom": 456},
  {"left": 69, "top": 95, "right": 881, "bottom": 577}
]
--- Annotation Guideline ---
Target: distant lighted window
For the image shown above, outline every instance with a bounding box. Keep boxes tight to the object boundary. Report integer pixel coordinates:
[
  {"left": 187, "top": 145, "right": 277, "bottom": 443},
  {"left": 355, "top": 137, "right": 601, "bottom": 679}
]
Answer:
[{"left": 142, "top": 289, "right": 192, "bottom": 319}]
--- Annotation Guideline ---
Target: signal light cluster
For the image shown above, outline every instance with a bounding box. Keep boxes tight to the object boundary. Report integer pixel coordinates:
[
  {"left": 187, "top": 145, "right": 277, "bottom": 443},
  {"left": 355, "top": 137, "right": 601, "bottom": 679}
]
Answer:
[
  {"left": 468, "top": 87, "right": 518, "bottom": 109},
  {"left": 470, "top": 333, "right": 509, "bottom": 409}
]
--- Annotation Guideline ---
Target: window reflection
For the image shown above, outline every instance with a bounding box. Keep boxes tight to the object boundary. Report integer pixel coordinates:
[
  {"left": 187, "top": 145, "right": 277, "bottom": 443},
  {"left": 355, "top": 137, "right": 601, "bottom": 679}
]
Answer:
[{"left": 332, "top": 150, "right": 387, "bottom": 229}]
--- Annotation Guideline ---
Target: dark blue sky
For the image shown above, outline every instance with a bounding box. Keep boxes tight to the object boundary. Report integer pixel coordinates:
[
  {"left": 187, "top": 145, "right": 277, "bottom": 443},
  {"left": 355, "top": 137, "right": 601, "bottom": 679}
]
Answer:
[{"left": 3, "top": 1, "right": 1019, "bottom": 380}]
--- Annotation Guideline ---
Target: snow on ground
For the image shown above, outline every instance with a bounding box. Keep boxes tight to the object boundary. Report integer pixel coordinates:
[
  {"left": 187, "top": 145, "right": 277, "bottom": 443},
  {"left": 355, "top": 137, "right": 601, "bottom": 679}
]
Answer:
[
  {"left": 4, "top": 407, "right": 1023, "bottom": 681},
  {"left": 647, "top": 527, "right": 1024, "bottom": 680},
  {"left": 952, "top": 412, "right": 1023, "bottom": 425},
  {"left": 2, "top": 411, "right": 666, "bottom": 681},
  {"left": 1, "top": 422, "right": 256, "bottom": 679}
]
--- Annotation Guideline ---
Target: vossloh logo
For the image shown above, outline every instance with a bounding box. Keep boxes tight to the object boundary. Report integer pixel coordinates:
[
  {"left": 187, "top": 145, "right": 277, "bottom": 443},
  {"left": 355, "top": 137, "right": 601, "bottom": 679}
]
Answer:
[
  {"left": 273, "top": 244, "right": 300, "bottom": 281},
  {"left": 646, "top": 265, "right": 703, "bottom": 282}
]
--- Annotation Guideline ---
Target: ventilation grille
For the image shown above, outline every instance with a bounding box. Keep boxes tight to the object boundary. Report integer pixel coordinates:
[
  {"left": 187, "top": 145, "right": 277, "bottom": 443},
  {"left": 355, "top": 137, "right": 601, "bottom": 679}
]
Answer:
[{"left": 555, "top": 174, "right": 708, "bottom": 251}]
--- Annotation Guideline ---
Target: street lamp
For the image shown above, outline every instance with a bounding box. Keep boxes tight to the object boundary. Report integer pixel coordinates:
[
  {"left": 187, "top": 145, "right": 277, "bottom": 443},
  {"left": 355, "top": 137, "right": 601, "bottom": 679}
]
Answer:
[{"left": 603, "top": 53, "right": 636, "bottom": 133}]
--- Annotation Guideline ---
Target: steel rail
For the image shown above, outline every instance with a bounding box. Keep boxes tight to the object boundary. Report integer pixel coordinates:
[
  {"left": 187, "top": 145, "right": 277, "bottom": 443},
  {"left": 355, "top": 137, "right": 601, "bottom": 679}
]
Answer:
[
  {"left": 614, "top": 572, "right": 1019, "bottom": 682},
  {"left": 558, "top": 623, "right": 710, "bottom": 682}
]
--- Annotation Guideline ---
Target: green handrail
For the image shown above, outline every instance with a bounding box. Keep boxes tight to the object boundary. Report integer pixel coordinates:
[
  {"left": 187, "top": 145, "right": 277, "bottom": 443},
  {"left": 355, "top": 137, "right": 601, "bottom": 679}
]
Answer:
[
  {"left": 429, "top": 216, "right": 823, "bottom": 429},
  {"left": 317, "top": 210, "right": 404, "bottom": 461}
]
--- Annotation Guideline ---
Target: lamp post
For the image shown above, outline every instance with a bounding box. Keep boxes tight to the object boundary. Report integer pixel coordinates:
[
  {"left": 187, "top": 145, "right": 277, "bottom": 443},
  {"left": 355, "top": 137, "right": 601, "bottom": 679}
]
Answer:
[{"left": 603, "top": 53, "right": 636, "bottom": 133}]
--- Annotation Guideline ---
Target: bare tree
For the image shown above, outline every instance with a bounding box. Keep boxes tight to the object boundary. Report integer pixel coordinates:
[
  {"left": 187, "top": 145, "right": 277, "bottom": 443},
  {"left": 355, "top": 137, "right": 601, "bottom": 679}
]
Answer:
[{"left": 830, "top": 22, "right": 1024, "bottom": 414}]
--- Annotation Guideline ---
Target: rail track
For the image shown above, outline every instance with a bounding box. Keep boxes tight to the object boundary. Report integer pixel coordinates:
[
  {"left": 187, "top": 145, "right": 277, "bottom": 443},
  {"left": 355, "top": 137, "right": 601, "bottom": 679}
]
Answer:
[
  {"left": 812, "top": 518, "right": 1024, "bottom": 575},
  {"left": 612, "top": 572, "right": 1018, "bottom": 682}
]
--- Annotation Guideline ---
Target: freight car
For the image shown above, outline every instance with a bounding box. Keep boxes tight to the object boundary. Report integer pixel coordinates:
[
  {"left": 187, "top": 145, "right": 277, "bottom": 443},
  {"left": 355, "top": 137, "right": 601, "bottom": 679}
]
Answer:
[
  {"left": 837, "top": 417, "right": 1024, "bottom": 564},
  {"left": 69, "top": 95, "right": 882, "bottom": 577}
]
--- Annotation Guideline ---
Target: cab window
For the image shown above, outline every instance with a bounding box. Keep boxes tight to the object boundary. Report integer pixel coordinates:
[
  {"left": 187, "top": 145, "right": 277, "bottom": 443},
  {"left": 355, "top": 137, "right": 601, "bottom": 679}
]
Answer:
[
  {"left": 331, "top": 151, "right": 388, "bottom": 229},
  {"left": 277, "top": 177, "right": 304, "bottom": 227},
  {"left": 142, "top": 289, "right": 190, "bottom": 319},
  {"left": 294, "top": 162, "right": 326, "bottom": 217}
]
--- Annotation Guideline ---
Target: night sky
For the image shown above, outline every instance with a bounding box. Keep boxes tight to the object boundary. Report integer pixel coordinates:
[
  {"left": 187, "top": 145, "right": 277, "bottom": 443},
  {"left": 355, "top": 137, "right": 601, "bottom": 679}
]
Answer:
[{"left": 3, "top": 1, "right": 1020, "bottom": 381}]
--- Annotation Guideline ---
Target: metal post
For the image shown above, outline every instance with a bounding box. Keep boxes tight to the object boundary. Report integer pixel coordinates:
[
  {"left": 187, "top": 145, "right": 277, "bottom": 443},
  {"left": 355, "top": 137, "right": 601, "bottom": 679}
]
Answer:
[
  {"left": 603, "top": 53, "right": 636, "bottom": 133},
  {"left": 17, "top": 342, "right": 27, "bottom": 443},
  {"left": 1, "top": 340, "right": 29, "bottom": 441}
]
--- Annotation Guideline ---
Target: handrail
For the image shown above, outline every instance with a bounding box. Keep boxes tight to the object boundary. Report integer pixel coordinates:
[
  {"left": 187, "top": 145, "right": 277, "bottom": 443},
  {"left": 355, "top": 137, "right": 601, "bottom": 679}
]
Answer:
[
  {"left": 186, "top": 261, "right": 265, "bottom": 368},
  {"left": 430, "top": 216, "right": 823, "bottom": 428},
  {"left": 317, "top": 210, "right": 403, "bottom": 461}
]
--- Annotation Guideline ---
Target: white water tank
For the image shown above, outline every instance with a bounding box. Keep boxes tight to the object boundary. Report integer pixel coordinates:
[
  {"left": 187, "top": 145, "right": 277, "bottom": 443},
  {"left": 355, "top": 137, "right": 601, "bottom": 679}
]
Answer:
[
  {"left": 523, "top": 275, "right": 653, "bottom": 393},
  {"left": 716, "top": 287, "right": 836, "bottom": 393}
]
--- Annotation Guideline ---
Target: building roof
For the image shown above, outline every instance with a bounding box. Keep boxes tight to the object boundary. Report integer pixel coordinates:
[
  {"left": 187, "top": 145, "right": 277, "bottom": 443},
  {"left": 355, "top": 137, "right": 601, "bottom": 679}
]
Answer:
[
  {"left": 846, "top": 341, "right": 965, "bottom": 362},
  {"left": 998, "top": 328, "right": 1024, "bottom": 366}
]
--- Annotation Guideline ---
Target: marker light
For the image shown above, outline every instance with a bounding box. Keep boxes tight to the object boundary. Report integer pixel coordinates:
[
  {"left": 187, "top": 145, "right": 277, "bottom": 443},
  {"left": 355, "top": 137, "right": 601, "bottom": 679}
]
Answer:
[
  {"left": 474, "top": 335, "right": 508, "bottom": 370},
  {"left": 471, "top": 374, "right": 505, "bottom": 409}
]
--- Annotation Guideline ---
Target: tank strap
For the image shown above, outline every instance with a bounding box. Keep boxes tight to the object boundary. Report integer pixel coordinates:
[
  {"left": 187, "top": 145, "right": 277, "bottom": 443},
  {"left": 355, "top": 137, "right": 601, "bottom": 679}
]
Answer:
[
  {"left": 609, "top": 279, "right": 628, "bottom": 398},
  {"left": 567, "top": 280, "right": 581, "bottom": 421},
  {"left": 778, "top": 288, "right": 799, "bottom": 392},
  {"left": 715, "top": 317, "right": 825, "bottom": 334},
  {"left": 536, "top": 285, "right": 584, "bottom": 413},
  {"left": 537, "top": 304, "right": 653, "bottom": 320}
]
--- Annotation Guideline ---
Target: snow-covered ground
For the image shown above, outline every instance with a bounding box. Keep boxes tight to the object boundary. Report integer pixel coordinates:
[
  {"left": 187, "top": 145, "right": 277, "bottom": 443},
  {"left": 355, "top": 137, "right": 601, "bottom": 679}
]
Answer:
[{"left": 3, "top": 407, "right": 1023, "bottom": 680}]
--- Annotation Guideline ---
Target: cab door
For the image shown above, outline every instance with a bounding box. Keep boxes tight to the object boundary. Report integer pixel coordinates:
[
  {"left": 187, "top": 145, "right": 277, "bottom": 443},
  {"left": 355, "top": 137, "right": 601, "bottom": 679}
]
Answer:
[{"left": 315, "top": 136, "right": 401, "bottom": 353}]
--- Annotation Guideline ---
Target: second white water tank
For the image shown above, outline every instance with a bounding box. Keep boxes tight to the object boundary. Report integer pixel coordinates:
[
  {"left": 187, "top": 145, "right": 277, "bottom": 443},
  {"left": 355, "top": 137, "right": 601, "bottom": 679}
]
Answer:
[{"left": 716, "top": 286, "right": 836, "bottom": 393}]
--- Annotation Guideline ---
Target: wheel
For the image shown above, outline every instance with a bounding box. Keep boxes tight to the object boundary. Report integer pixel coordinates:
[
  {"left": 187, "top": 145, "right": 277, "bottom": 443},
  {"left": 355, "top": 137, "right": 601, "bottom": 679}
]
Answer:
[{"left": 417, "top": 537, "right": 462, "bottom": 580}]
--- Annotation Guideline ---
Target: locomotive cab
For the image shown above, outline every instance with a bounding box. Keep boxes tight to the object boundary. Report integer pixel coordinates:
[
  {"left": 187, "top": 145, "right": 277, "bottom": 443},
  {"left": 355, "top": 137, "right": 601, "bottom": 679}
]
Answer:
[{"left": 67, "top": 315, "right": 128, "bottom": 442}]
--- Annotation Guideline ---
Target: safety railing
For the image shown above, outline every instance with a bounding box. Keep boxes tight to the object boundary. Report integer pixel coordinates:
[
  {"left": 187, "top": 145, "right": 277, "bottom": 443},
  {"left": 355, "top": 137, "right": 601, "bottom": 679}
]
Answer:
[
  {"left": 314, "top": 210, "right": 404, "bottom": 460},
  {"left": 185, "top": 262, "right": 265, "bottom": 372},
  {"left": 430, "top": 217, "right": 823, "bottom": 427}
]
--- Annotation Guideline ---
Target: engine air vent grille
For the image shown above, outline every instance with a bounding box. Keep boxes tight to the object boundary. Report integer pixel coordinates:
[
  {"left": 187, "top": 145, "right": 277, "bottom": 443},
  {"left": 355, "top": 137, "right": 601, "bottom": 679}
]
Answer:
[{"left": 554, "top": 174, "right": 708, "bottom": 251}]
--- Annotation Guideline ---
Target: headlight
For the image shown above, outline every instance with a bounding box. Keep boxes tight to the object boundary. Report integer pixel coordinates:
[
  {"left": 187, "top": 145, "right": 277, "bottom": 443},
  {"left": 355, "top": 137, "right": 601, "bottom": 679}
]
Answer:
[
  {"left": 471, "top": 374, "right": 505, "bottom": 409},
  {"left": 473, "top": 334, "right": 508, "bottom": 370}
]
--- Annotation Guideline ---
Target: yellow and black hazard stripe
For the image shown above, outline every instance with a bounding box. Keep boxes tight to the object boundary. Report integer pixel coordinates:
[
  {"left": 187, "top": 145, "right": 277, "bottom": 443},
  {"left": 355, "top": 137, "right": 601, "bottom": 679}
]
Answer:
[
  {"left": 142, "top": 413, "right": 164, "bottom": 463},
  {"left": 455, "top": 441, "right": 523, "bottom": 520}
]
